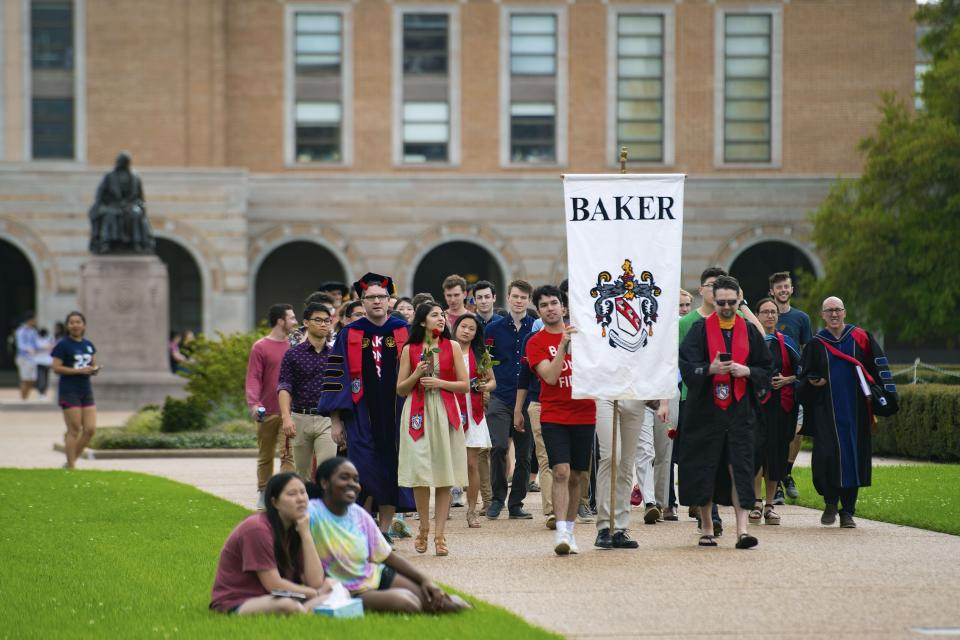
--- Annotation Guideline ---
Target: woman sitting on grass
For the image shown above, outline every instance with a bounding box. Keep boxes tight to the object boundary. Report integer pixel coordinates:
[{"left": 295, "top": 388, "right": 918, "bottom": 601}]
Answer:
[
  {"left": 210, "top": 472, "right": 332, "bottom": 614},
  {"left": 309, "top": 456, "right": 471, "bottom": 613}
]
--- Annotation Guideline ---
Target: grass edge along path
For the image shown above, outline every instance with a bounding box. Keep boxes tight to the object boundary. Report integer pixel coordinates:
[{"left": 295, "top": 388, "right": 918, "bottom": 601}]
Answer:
[
  {"left": 0, "top": 469, "right": 561, "bottom": 640},
  {"left": 788, "top": 464, "right": 960, "bottom": 536}
]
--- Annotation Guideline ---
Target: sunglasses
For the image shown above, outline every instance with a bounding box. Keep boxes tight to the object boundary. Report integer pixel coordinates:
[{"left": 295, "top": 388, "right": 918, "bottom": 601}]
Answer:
[{"left": 715, "top": 300, "right": 739, "bottom": 307}]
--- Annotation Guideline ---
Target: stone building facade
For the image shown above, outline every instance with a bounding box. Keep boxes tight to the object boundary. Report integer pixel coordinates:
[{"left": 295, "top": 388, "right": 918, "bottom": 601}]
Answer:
[{"left": 0, "top": 0, "right": 917, "bottom": 369}]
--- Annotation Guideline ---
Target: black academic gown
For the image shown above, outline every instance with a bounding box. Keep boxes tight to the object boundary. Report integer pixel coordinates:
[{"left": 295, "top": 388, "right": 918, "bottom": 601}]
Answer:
[
  {"left": 756, "top": 333, "right": 800, "bottom": 481},
  {"left": 678, "top": 318, "right": 772, "bottom": 509},
  {"left": 798, "top": 325, "right": 891, "bottom": 496}
]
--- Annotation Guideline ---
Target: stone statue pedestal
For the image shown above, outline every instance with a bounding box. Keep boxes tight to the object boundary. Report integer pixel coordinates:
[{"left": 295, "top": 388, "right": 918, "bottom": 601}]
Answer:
[{"left": 79, "top": 255, "right": 186, "bottom": 409}]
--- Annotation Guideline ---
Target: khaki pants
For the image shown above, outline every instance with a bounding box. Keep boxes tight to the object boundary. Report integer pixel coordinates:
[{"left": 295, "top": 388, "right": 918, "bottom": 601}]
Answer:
[
  {"left": 596, "top": 400, "right": 647, "bottom": 531},
  {"left": 256, "top": 414, "right": 294, "bottom": 491},
  {"left": 292, "top": 413, "right": 336, "bottom": 481},
  {"left": 478, "top": 448, "right": 493, "bottom": 506}
]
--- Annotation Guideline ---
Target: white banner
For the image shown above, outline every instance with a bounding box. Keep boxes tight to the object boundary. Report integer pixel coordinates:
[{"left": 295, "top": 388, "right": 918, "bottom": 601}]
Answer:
[{"left": 563, "top": 174, "right": 684, "bottom": 401}]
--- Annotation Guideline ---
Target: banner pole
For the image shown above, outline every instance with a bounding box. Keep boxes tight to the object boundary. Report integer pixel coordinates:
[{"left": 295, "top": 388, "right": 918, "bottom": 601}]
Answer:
[{"left": 607, "top": 147, "right": 629, "bottom": 532}]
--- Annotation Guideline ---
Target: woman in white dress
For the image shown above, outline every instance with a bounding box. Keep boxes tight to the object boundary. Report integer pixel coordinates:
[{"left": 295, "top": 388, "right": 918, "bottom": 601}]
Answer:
[{"left": 452, "top": 315, "right": 496, "bottom": 528}]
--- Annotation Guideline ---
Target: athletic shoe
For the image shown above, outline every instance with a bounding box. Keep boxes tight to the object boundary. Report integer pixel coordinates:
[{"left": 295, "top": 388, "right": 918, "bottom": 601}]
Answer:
[
  {"left": 784, "top": 475, "right": 799, "bottom": 499},
  {"left": 839, "top": 512, "right": 857, "bottom": 528},
  {"left": 772, "top": 484, "right": 786, "bottom": 505},
  {"left": 630, "top": 485, "right": 643, "bottom": 506},
  {"left": 821, "top": 504, "right": 838, "bottom": 526},
  {"left": 508, "top": 508, "right": 533, "bottom": 519},
  {"left": 594, "top": 528, "right": 613, "bottom": 549},
  {"left": 256, "top": 491, "right": 265, "bottom": 511},
  {"left": 612, "top": 530, "right": 639, "bottom": 549},
  {"left": 569, "top": 534, "right": 580, "bottom": 554},
  {"left": 486, "top": 500, "right": 503, "bottom": 520},
  {"left": 528, "top": 481, "right": 541, "bottom": 493},
  {"left": 576, "top": 504, "right": 596, "bottom": 524},
  {"left": 662, "top": 507, "right": 679, "bottom": 521},
  {"left": 545, "top": 514, "right": 557, "bottom": 530},
  {"left": 554, "top": 532, "right": 571, "bottom": 556},
  {"left": 643, "top": 503, "right": 661, "bottom": 524},
  {"left": 450, "top": 486, "right": 465, "bottom": 507}
]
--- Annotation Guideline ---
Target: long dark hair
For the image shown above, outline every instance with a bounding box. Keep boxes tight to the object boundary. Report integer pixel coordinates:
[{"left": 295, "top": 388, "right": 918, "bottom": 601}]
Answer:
[
  {"left": 263, "top": 472, "right": 305, "bottom": 580},
  {"left": 408, "top": 301, "right": 450, "bottom": 344},
  {"left": 452, "top": 314, "right": 484, "bottom": 359}
]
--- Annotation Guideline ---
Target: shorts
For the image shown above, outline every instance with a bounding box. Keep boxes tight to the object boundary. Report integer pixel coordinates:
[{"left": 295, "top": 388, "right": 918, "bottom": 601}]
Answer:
[
  {"left": 59, "top": 390, "right": 95, "bottom": 409},
  {"left": 377, "top": 565, "right": 396, "bottom": 590},
  {"left": 16, "top": 357, "right": 37, "bottom": 382},
  {"left": 541, "top": 423, "right": 596, "bottom": 472}
]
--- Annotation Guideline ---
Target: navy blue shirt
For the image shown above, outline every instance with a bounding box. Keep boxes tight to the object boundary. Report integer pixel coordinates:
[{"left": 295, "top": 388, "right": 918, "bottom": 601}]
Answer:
[
  {"left": 484, "top": 313, "right": 536, "bottom": 405},
  {"left": 776, "top": 307, "right": 813, "bottom": 346},
  {"left": 517, "top": 330, "right": 541, "bottom": 403},
  {"left": 51, "top": 337, "right": 96, "bottom": 395}
]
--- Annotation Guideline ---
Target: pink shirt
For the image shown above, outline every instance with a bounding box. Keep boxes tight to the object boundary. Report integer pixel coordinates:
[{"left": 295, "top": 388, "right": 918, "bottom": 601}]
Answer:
[{"left": 245, "top": 336, "right": 289, "bottom": 415}]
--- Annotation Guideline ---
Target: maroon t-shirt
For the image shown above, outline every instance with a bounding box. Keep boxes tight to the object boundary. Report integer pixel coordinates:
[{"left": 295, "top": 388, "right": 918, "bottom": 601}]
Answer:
[{"left": 210, "top": 513, "right": 301, "bottom": 612}]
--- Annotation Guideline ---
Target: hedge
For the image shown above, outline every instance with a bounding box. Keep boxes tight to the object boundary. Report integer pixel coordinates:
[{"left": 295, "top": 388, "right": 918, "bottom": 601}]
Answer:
[
  {"left": 873, "top": 384, "right": 960, "bottom": 461},
  {"left": 90, "top": 431, "right": 257, "bottom": 450}
]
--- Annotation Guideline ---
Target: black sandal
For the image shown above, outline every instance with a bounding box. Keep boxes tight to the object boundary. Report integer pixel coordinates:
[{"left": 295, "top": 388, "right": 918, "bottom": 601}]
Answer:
[
  {"left": 698, "top": 535, "right": 718, "bottom": 547},
  {"left": 748, "top": 500, "right": 763, "bottom": 522},
  {"left": 735, "top": 533, "right": 758, "bottom": 549}
]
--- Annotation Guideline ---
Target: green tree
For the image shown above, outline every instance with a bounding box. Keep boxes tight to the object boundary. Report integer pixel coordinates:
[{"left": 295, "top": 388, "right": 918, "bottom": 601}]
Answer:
[
  {"left": 181, "top": 329, "right": 263, "bottom": 411},
  {"left": 802, "top": 1, "right": 960, "bottom": 345}
]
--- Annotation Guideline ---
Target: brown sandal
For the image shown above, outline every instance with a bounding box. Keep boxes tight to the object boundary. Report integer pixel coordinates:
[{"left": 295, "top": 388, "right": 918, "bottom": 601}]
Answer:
[
  {"left": 466, "top": 511, "right": 481, "bottom": 528},
  {"left": 748, "top": 500, "right": 763, "bottom": 522},
  {"left": 414, "top": 525, "right": 429, "bottom": 554},
  {"left": 434, "top": 535, "right": 448, "bottom": 556},
  {"left": 764, "top": 505, "right": 781, "bottom": 525}
]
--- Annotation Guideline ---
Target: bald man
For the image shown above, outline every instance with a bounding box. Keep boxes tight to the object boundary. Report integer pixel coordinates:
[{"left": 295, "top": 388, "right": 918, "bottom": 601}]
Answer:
[{"left": 797, "top": 296, "right": 897, "bottom": 529}]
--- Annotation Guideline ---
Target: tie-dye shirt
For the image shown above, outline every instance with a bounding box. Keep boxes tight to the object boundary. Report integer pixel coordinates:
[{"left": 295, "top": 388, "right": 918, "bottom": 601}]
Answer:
[{"left": 308, "top": 499, "right": 392, "bottom": 594}]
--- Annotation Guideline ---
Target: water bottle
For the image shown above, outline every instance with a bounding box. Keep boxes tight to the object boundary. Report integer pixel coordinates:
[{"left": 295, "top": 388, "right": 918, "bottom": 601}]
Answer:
[{"left": 256, "top": 406, "right": 266, "bottom": 422}]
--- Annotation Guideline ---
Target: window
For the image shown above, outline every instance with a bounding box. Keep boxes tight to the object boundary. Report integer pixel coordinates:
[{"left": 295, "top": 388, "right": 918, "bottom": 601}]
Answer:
[
  {"left": 615, "top": 14, "right": 664, "bottom": 163},
  {"left": 289, "top": 9, "right": 349, "bottom": 164},
  {"left": 504, "top": 10, "right": 565, "bottom": 165},
  {"left": 722, "top": 14, "right": 772, "bottom": 163},
  {"left": 397, "top": 12, "right": 454, "bottom": 164},
  {"left": 30, "top": 0, "right": 75, "bottom": 159},
  {"left": 915, "top": 26, "right": 932, "bottom": 111}
]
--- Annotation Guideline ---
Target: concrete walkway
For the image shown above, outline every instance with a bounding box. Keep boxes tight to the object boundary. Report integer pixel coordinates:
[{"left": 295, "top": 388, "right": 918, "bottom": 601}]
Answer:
[{"left": 3, "top": 406, "right": 959, "bottom": 639}]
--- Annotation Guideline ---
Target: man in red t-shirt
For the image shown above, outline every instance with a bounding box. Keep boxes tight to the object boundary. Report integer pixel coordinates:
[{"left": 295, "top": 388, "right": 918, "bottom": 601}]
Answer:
[{"left": 525, "top": 285, "right": 596, "bottom": 556}]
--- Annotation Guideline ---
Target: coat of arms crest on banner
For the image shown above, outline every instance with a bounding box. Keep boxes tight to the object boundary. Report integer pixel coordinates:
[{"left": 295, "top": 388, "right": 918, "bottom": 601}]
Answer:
[{"left": 590, "top": 259, "right": 661, "bottom": 352}]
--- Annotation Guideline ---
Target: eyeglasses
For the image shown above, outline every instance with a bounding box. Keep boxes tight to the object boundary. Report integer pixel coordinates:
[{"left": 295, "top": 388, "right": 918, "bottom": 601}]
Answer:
[
  {"left": 363, "top": 295, "right": 389, "bottom": 302},
  {"left": 307, "top": 317, "right": 332, "bottom": 325},
  {"left": 758, "top": 310, "right": 778, "bottom": 315},
  {"left": 823, "top": 308, "right": 845, "bottom": 315},
  {"left": 715, "top": 300, "right": 738, "bottom": 307}
]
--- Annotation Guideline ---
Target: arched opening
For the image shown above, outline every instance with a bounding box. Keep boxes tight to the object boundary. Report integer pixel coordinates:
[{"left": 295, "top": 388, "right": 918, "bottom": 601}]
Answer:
[
  {"left": 729, "top": 240, "right": 817, "bottom": 306},
  {"left": 254, "top": 241, "right": 347, "bottom": 325},
  {"left": 412, "top": 241, "right": 505, "bottom": 302},
  {"left": 155, "top": 238, "right": 203, "bottom": 336},
  {"left": 0, "top": 239, "right": 37, "bottom": 378}
]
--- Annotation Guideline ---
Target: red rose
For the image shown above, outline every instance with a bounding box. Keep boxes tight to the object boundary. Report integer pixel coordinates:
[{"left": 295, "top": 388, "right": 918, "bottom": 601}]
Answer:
[
  {"left": 485, "top": 338, "right": 495, "bottom": 346},
  {"left": 432, "top": 328, "right": 441, "bottom": 339}
]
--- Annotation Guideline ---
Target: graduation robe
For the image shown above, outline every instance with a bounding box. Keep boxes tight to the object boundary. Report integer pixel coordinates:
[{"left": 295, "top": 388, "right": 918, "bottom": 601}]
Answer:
[
  {"left": 678, "top": 316, "right": 772, "bottom": 508},
  {"left": 798, "top": 324, "right": 892, "bottom": 495},
  {"left": 318, "top": 316, "right": 415, "bottom": 511},
  {"left": 756, "top": 332, "right": 801, "bottom": 481}
]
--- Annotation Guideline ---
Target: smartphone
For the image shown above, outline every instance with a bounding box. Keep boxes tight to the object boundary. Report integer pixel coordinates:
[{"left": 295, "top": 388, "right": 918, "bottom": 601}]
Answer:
[
  {"left": 717, "top": 352, "right": 732, "bottom": 362},
  {"left": 271, "top": 589, "right": 307, "bottom": 600}
]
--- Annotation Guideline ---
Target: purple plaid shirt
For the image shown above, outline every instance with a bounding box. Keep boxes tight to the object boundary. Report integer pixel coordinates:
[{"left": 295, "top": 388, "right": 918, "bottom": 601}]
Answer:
[{"left": 276, "top": 338, "right": 331, "bottom": 411}]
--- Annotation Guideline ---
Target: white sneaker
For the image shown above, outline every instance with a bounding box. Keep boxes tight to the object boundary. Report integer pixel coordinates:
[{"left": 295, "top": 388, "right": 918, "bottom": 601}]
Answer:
[
  {"left": 451, "top": 486, "right": 465, "bottom": 507},
  {"left": 256, "top": 491, "right": 265, "bottom": 511},
  {"left": 569, "top": 534, "right": 580, "bottom": 554},
  {"left": 554, "top": 532, "right": 571, "bottom": 556}
]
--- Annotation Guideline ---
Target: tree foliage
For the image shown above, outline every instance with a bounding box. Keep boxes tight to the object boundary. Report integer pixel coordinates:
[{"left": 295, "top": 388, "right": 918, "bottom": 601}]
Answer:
[
  {"left": 181, "top": 329, "right": 262, "bottom": 411},
  {"left": 802, "top": 1, "right": 960, "bottom": 345}
]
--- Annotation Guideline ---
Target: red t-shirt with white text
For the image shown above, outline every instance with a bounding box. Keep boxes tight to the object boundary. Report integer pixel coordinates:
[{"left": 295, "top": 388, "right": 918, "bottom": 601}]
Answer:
[{"left": 525, "top": 330, "right": 596, "bottom": 425}]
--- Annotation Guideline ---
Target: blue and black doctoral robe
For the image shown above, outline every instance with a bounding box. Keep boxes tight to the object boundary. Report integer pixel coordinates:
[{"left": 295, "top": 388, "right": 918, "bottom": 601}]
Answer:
[
  {"left": 798, "top": 324, "right": 895, "bottom": 495},
  {"left": 318, "top": 316, "right": 415, "bottom": 512}
]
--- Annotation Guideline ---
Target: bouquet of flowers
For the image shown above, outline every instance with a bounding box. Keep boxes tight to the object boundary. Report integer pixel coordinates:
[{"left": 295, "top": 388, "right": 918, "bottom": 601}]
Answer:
[
  {"left": 420, "top": 328, "right": 442, "bottom": 377},
  {"left": 472, "top": 338, "right": 499, "bottom": 393}
]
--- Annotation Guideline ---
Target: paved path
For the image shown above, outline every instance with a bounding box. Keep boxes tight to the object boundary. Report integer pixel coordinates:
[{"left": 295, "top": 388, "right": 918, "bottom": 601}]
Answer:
[{"left": 3, "top": 406, "right": 959, "bottom": 639}]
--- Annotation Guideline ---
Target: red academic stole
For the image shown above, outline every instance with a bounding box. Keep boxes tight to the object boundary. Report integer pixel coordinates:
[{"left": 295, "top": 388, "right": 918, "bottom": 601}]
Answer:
[
  {"left": 407, "top": 337, "right": 461, "bottom": 441},
  {"left": 348, "top": 326, "right": 409, "bottom": 405},
  {"left": 761, "top": 331, "right": 795, "bottom": 412},
  {"left": 455, "top": 349, "right": 484, "bottom": 429},
  {"left": 705, "top": 313, "right": 749, "bottom": 410}
]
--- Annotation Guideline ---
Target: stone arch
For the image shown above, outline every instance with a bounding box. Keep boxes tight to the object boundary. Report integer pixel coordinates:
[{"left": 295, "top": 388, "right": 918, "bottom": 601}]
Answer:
[
  {"left": 154, "top": 237, "right": 205, "bottom": 336},
  {"left": 712, "top": 225, "right": 823, "bottom": 304},
  {"left": 397, "top": 225, "right": 521, "bottom": 297},
  {"left": 0, "top": 217, "right": 59, "bottom": 293},
  {"left": 151, "top": 217, "right": 226, "bottom": 295}
]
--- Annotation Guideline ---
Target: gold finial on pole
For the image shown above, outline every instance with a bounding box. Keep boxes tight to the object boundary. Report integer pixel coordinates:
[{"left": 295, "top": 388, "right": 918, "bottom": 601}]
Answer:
[{"left": 619, "top": 146, "right": 628, "bottom": 174}]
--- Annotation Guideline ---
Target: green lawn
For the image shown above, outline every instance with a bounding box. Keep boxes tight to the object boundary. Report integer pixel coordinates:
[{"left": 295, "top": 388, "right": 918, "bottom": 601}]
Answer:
[
  {"left": 0, "top": 469, "right": 559, "bottom": 640},
  {"left": 788, "top": 464, "right": 960, "bottom": 536}
]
